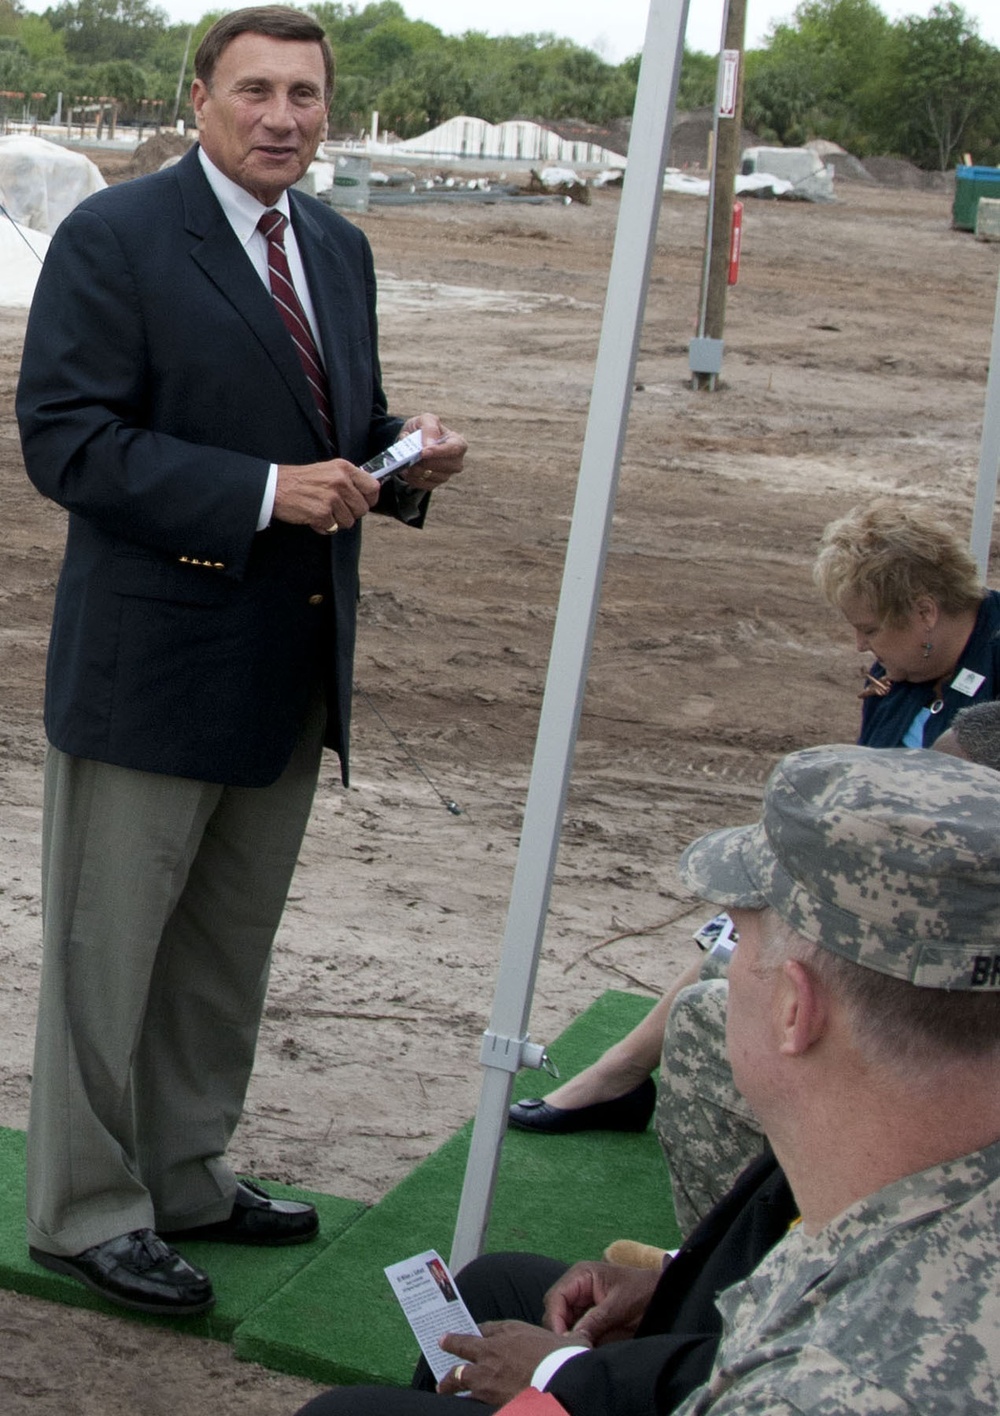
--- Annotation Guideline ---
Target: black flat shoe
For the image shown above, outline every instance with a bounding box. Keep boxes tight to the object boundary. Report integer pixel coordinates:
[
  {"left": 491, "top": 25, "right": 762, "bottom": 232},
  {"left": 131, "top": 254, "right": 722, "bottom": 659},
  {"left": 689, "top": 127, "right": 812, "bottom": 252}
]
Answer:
[
  {"left": 163, "top": 1179, "right": 319, "bottom": 1247},
  {"left": 29, "top": 1229, "right": 215, "bottom": 1315},
  {"left": 508, "top": 1076, "right": 657, "bottom": 1134}
]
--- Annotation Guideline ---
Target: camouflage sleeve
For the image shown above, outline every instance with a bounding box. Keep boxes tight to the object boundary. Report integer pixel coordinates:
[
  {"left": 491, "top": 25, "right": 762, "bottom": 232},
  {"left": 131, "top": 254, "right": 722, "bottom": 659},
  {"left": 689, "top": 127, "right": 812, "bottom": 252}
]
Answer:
[
  {"left": 674, "top": 1343, "right": 935, "bottom": 1415},
  {"left": 655, "top": 975, "right": 764, "bottom": 1237}
]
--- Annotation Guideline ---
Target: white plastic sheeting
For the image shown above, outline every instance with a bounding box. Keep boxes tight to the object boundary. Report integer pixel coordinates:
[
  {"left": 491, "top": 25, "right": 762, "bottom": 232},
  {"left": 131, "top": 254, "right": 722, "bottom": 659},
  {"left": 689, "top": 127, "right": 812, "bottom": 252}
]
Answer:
[
  {"left": 0, "top": 134, "right": 106, "bottom": 235},
  {"left": 740, "top": 145, "right": 834, "bottom": 201},
  {"left": 662, "top": 169, "right": 795, "bottom": 198},
  {"left": 384, "top": 115, "right": 626, "bottom": 168},
  {"left": 0, "top": 218, "right": 50, "bottom": 307}
]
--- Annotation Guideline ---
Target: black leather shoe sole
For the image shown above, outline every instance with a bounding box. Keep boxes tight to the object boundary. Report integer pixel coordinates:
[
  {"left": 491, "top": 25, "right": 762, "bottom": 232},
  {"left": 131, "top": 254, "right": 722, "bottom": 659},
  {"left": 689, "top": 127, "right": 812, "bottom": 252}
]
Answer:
[
  {"left": 509, "top": 1076, "right": 657, "bottom": 1134},
  {"left": 164, "top": 1179, "right": 319, "bottom": 1247},
  {"left": 30, "top": 1231, "right": 216, "bottom": 1315}
]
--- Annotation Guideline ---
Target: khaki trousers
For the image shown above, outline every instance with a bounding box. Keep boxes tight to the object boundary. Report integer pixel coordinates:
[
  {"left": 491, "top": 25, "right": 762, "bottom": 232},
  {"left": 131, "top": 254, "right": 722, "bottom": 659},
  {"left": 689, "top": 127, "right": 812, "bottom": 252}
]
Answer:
[{"left": 27, "top": 704, "right": 325, "bottom": 1256}]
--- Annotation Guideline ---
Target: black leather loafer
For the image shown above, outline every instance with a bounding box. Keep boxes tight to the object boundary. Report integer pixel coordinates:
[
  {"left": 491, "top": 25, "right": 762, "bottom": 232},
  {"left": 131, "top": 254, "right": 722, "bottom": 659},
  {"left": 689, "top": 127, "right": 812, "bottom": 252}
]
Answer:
[
  {"left": 509, "top": 1076, "right": 657, "bottom": 1134},
  {"left": 163, "top": 1179, "right": 319, "bottom": 1247},
  {"left": 29, "top": 1229, "right": 215, "bottom": 1315}
]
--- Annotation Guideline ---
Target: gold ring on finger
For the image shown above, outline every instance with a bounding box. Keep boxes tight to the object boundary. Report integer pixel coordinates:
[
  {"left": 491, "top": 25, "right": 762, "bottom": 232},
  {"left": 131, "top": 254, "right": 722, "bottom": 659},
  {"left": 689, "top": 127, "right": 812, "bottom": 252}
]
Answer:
[
  {"left": 327, "top": 522, "right": 339, "bottom": 534},
  {"left": 453, "top": 1364, "right": 466, "bottom": 1386}
]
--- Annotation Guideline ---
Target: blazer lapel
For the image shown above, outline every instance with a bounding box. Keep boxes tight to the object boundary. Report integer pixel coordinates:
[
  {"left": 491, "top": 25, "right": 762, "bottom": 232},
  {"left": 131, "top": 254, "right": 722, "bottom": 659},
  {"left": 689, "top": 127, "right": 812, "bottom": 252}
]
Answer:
[{"left": 176, "top": 150, "right": 330, "bottom": 446}]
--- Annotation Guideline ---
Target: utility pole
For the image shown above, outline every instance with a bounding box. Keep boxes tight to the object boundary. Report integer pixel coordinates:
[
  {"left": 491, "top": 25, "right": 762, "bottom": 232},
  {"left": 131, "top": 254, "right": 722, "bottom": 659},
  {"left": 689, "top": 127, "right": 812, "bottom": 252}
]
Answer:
[
  {"left": 171, "top": 27, "right": 194, "bottom": 130},
  {"left": 689, "top": 0, "right": 748, "bottom": 390}
]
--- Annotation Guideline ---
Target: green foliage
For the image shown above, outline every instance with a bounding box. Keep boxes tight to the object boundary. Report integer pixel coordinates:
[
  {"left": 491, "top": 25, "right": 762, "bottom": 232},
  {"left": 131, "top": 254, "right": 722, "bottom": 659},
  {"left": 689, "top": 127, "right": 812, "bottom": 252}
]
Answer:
[
  {"left": 44, "top": 0, "right": 169, "bottom": 64},
  {"left": 743, "top": 0, "right": 894, "bottom": 149},
  {"left": 677, "top": 49, "right": 719, "bottom": 111},
  {"left": 313, "top": 8, "right": 639, "bottom": 138},
  {"left": 743, "top": 0, "right": 1000, "bottom": 166},
  {"left": 0, "top": 0, "right": 996, "bottom": 169},
  {"left": 0, "top": 0, "right": 23, "bottom": 39},
  {"left": 87, "top": 56, "right": 152, "bottom": 107},
  {"left": 0, "top": 33, "right": 30, "bottom": 91},
  {"left": 877, "top": 3, "right": 1000, "bottom": 168}
]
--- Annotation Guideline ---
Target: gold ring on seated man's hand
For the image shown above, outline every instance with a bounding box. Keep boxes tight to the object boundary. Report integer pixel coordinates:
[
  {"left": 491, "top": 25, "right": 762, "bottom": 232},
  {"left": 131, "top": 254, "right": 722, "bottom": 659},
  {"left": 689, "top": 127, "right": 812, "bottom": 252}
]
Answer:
[
  {"left": 453, "top": 1364, "right": 466, "bottom": 1386},
  {"left": 326, "top": 522, "right": 339, "bottom": 534}
]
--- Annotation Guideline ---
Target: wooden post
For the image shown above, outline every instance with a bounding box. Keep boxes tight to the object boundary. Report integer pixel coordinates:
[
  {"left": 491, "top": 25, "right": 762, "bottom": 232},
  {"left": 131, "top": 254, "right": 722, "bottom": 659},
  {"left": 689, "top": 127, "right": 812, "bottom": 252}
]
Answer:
[{"left": 690, "top": 0, "right": 748, "bottom": 390}]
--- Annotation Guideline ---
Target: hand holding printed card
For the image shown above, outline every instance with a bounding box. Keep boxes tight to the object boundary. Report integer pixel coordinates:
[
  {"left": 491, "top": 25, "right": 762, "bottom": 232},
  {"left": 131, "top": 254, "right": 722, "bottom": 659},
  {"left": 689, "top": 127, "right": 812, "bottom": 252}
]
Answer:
[
  {"left": 361, "top": 429, "right": 425, "bottom": 481},
  {"left": 385, "top": 1250, "right": 481, "bottom": 1383}
]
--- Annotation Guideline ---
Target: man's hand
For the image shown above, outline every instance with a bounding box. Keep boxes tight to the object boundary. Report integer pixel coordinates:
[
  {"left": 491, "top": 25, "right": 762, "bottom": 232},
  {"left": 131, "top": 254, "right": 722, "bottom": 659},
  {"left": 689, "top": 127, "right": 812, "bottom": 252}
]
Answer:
[
  {"left": 544, "top": 1261, "right": 661, "bottom": 1346},
  {"left": 273, "top": 458, "right": 380, "bottom": 535},
  {"left": 436, "top": 1321, "right": 590, "bottom": 1405},
  {"left": 398, "top": 412, "right": 467, "bottom": 494}
]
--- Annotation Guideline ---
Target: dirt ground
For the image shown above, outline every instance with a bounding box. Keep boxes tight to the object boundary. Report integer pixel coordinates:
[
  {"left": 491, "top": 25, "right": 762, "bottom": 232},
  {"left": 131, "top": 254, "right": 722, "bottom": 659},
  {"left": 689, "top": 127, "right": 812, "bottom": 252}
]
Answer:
[{"left": 1, "top": 168, "right": 998, "bottom": 1411}]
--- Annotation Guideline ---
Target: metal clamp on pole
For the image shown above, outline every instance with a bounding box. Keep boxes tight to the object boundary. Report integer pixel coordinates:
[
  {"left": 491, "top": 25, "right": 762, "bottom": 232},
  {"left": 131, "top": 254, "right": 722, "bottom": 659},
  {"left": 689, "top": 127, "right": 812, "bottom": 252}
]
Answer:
[{"left": 479, "top": 1031, "right": 559, "bottom": 1078}]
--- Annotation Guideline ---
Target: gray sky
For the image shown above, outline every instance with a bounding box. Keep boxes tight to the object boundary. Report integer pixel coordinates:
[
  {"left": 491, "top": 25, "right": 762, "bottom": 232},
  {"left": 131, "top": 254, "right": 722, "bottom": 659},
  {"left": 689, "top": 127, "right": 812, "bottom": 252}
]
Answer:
[{"left": 398, "top": 0, "right": 1000, "bottom": 61}]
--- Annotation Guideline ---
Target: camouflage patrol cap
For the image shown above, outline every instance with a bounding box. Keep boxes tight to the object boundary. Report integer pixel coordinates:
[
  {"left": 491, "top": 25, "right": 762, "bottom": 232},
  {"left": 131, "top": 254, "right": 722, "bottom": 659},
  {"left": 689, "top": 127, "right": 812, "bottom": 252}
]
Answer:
[{"left": 678, "top": 744, "right": 1000, "bottom": 990}]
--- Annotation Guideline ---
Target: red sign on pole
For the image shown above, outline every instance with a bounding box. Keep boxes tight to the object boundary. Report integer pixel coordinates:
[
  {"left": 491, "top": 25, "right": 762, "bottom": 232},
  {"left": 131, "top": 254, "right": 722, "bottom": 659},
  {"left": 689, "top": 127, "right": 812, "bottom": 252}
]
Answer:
[{"left": 728, "top": 201, "right": 744, "bottom": 285}]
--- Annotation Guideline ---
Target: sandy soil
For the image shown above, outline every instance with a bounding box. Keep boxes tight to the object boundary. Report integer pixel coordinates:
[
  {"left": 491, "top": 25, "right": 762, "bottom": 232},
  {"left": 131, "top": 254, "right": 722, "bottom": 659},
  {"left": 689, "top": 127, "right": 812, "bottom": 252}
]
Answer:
[{"left": 1, "top": 172, "right": 998, "bottom": 1411}]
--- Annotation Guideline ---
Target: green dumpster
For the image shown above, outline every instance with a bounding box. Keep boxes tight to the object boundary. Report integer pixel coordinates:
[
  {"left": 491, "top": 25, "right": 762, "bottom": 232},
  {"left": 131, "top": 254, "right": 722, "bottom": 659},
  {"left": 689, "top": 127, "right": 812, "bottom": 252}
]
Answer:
[{"left": 953, "top": 165, "right": 1000, "bottom": 231}]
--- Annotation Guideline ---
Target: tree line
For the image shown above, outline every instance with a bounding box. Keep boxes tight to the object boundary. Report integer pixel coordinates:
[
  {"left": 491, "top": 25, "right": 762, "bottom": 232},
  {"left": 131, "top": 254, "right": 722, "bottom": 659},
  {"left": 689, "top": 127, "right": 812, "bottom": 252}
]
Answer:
[{"left": 0, "top": 0, "right": 997, "bottom": 169}]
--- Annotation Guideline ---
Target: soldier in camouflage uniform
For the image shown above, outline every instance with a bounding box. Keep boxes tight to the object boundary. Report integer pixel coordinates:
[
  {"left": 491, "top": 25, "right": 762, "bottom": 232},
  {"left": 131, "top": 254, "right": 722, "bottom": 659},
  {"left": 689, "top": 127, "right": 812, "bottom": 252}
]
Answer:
[
  {"left": 295, "top": 744, "right": 1000, "bottom": 1416},
  {"left": 667, "top": 743, "right": 1000, "bottom": 1416},
  {"left": 655, "top": 969, "right": 762, "bottom": 1237},
  {"left": 658, "top": 697, "right": 1000, "bottom": 1238}
]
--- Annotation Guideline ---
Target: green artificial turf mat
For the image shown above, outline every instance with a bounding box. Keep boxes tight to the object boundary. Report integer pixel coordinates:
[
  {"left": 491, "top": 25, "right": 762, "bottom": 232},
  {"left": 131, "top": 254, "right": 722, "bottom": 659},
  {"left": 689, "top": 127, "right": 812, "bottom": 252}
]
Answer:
[
  {"left": 0, "top": 1125, "right": 364, "bottom": 1339},
  {"left": 234, "top": 989, "right": 679, "bottom": 1386},
  {"left": 0, "top": 990, "right": 678, "bottom": 1389}
]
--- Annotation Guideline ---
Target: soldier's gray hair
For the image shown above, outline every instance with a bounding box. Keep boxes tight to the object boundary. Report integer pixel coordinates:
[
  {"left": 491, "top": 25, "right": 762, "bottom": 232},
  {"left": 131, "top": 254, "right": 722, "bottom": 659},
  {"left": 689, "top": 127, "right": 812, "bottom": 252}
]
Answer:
[
  {"left": 948, "top": 700, "right": 1000, "bottom": 775},
  {"left": 758, "top": 909, "right": 1000, "bottom": 1074}
]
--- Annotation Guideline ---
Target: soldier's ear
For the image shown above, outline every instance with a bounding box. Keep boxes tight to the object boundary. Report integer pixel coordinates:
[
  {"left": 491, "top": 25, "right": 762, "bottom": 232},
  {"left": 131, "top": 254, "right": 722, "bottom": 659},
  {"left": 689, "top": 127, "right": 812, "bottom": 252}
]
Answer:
[{"left": 777, "top": 960, "right": 828, "bottom": 1058}]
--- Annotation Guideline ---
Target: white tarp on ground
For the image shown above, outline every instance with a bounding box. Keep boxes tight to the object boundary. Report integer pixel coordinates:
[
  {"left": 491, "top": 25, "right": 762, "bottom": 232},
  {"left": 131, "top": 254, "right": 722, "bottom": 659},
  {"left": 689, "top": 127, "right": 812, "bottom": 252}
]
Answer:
[
  {"left": 662, "top": 169, "right": 795, "bottom": 198},
  {"left": 0, "top": 134, "right": 106, "bottom": 234},
  {"left": 740, "top": 145, "right": 834, "bottom": 201},
  {"left": 0, "top": 220, "right": 50, "bottom": 307}
]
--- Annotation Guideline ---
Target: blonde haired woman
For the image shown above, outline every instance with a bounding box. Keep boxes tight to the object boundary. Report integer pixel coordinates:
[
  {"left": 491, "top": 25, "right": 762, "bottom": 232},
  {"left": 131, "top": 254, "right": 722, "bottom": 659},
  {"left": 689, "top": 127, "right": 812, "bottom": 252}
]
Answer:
[
  {"left": 511, "top": 501, "right": 1000, "bottom": 1139},
  {"left": 815, "top": 499, "right": 1000, "bottom": 747}
]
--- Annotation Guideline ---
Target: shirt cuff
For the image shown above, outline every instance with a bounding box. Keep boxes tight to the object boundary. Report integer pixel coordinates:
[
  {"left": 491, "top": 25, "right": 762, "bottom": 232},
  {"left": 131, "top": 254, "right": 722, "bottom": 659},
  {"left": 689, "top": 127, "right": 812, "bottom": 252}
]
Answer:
[
  {"left": 530, "top": 1347, "right": 590, "bottom": 1390},
  {"left": 258, "top": 464, "right": 278, "bottom": 530}
]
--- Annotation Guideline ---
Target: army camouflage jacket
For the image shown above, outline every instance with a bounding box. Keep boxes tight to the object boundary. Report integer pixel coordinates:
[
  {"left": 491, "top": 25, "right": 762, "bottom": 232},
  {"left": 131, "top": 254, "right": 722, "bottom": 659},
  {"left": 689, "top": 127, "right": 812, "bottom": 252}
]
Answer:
[{"left": 672, "top": 1140, "right": 1000, "bottom": 1415}]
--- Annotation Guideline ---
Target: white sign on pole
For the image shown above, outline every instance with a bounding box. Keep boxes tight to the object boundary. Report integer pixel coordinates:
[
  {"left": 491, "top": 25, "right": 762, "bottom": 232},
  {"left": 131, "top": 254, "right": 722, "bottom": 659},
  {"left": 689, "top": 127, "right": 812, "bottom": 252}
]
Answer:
[{"left": 718, "top": 49, "right": 740, "bottom": 118}]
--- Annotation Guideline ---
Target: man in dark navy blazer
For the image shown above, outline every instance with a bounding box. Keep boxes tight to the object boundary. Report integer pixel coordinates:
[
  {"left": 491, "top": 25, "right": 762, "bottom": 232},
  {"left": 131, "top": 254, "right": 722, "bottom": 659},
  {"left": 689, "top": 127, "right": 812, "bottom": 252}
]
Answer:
[{"left": 16, "top": 4, "right": 466, "bottom": 1316}]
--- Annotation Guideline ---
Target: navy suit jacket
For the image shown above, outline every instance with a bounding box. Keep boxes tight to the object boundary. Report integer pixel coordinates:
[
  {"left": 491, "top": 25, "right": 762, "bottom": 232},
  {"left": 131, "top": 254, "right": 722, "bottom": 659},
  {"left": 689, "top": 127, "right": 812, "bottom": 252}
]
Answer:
[
  {"left": 17, "top": 146, "right": 418, "bottom": 787},
  {"left": 548, "top": 1152, "right": 795, "bottom": 1416},
  {"left": 859, "top": 589, "right": 1000, "bottom": 748}
]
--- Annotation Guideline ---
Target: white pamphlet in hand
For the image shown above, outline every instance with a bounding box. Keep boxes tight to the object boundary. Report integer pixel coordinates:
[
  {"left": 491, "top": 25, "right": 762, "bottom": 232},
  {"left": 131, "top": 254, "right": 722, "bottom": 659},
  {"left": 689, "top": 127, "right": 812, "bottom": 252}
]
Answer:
[
  {"left": 385, "top": 1249, "right": 481, "bottom": 1383},
  {"left": 361, "top": 428, "right": 424, "bottom": 482}
]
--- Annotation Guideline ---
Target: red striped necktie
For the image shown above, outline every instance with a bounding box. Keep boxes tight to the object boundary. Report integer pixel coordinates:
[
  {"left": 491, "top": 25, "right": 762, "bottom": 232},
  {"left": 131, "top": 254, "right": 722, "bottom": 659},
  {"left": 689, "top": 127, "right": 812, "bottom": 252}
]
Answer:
[{"left": 257, "top": 208, "right": 334, "bottom": 443}]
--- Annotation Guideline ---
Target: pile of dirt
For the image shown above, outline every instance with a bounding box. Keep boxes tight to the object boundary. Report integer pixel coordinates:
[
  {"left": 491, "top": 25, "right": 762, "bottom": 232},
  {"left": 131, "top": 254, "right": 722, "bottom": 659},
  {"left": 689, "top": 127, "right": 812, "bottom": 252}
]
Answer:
[
  {"left": 126, "top": 129, "right": 195, "bottom": 177},
  {"left": 861, "top": 155, "right": 952, "bottom": 191},
  {"left": 822, "top": 150, "right": 877, "bottom": 183},
  {"left": 668, "top": 107, "right": 762, "bottom": 171}
]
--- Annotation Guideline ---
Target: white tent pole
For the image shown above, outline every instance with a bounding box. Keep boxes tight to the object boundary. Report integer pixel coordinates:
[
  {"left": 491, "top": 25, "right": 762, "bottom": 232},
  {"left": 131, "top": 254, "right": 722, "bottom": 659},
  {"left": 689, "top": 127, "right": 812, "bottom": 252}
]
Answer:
[
  {"left": 969, "top": 262, "right": 1000, "bottom": 577},
  {"left": 450, "top": 0, "right": 691, "bottom": 1274}
]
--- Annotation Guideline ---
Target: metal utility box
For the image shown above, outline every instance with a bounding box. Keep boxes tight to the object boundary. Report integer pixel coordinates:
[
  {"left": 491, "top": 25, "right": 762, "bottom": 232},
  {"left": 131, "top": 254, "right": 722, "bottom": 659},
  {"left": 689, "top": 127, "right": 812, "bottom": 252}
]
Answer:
[
  {"left": 953, "top": 165, "right": 1000, "bottom": 231},
  {"left": 327, "top": 153, "right": 371, "bottom": 213},
  {"left": 976, "top": 197, "right": 1000, "bottom": 243}
]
